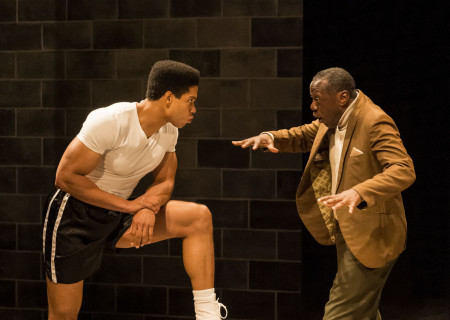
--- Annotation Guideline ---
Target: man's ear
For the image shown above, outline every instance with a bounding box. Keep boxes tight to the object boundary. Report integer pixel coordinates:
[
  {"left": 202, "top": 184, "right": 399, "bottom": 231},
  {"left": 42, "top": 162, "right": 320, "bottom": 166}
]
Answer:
[
  {"left": 338, "top": 90, "right": 350, "bottom": 106},
  {"left": 164, "top": 91, "right": 173, "bottom": 106}
]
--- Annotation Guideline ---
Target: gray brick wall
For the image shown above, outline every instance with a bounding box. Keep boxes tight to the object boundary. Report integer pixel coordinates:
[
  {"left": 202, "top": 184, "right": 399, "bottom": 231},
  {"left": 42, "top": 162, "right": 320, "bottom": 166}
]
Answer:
[{"left": 0, "top": 0, "right": 303, "bottom": 319}]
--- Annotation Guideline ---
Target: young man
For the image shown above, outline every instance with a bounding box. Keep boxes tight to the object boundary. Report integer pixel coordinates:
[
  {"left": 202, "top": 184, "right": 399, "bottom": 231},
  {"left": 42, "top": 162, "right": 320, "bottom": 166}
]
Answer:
[
  {"left": 43, "top": 60, "right": 227, "bottom": 320},
  {"left": 232, "top": 67, "right": 415, "bottom": 319}
]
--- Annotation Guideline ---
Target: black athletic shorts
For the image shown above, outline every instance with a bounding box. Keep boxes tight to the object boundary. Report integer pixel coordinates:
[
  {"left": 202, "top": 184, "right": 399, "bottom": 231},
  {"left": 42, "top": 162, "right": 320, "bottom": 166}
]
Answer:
[{"left": 42, "top": 189, "right": 134, "bottom": 284}]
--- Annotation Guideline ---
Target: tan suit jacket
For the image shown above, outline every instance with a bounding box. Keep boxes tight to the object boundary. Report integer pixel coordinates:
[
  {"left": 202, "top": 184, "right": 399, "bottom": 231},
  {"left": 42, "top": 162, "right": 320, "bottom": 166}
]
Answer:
[{"left": 270, "top": 91, "right": 415, "bottom": 268}]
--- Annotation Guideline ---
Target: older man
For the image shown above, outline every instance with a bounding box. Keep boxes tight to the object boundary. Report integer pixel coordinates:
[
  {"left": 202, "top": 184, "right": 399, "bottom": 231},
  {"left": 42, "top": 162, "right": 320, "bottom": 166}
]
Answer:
[{"left": 233, "top": 67, "right": 415, "bottom": 319}]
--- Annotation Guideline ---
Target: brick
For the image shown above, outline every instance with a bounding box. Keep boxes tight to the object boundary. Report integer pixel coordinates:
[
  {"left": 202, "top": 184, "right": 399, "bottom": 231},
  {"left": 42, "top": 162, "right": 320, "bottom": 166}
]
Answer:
[
  {"left": 0, "top": 24, "right": 41, "bottom": 51},
  {"left": 0, "top": 280, "right": 16, "bottom": 307},
  {"left": 0, "top": 138, "right": 41, "bottom": 166},
  {"left": 215, "top": 259, "right": 247, "bottom": 289},
  {"left": 278, "top": 292, "right": 303, "bottom": 319},
  {"left": 0, "top": 109, "right": 15, "bottom": 136},
  {"left": 117, "top": 50, "right": 169, "bottom": 79},
  {"left": 88, "top": 255, "right": 141, "bottom": 284},
  {"left": 144, "top": 20, "right": 196, "bottom": 48},
  {"left": 0, "top": 195, "right": 41, "bottom": 223},
  {"left": 252, "top": 18, "right": 303, "bottom": 47},
  {"left": 94, "top": 21, "right": 143, "bottom": 49},
  {"left": 81, "top": 283, "right": 115, "bottom": 313},
  {"left": 68, "top": 0, "right": 117, "bottom": 20},
  {"left": 43, "top": 138, "right": 71, "bottom": 166},
  {"left": 198, "top": 139, "right": 250, "bottom": 168},
  {"left": 278, "top": 49, "right": 303, "bottom": 77},
  {"left": 119, "top": 0, "right": 169, "bottom": 19},
  {"left": 221, "top": 290, "right": 275, "bottom": 319},
  {"left": 197, "top": 79, "right": 249, "bottom": 109},
  {"left": 197, "top": 18, "right": 250, "bottom": 48},
  {"left": 278, "top": 231, "right": 302, "bottom": 261},
  {"left": 250, "top": 260, "right": 301, "bottom": 291},
  {"left": 278, "top": 0, "right": 303, "bottom": 17},
  {"left": 43, "top": 22, "right": 92, "bottom": 50},
  {"left": 223, "top": 170, "right": 275, "bottom": 199},
  {"left": 0, "top": 53, "right": 15, "bottom": 78},
  {"left": 18, "top": 167, "right": 56, "bottom": 195},
  {"left": 222, "top": 109, "right": 275, "bottom": 138},
  {"left": 277, "top": 110, "right": 302, "bottom": 129},
  {"left": 18, "top": 0, "right": 66, "bottom": 21},
  {"left": 250, "top": 79, "right": 302, "bottom": 109},
  {"left": 92, "top": 80, "right": 142, "bottom": 108},
  {"left": 66, "top": 51, "right": 115, "bottom": 79},
  {"left": 143, "top": 257, "right": 190, "bottom": 286},
  {"left": 250, "top": 200, "right": 301, "bottom": 230},
  {"left": 198, "top": 199, "right": 248, "bottom": 228},
  {"left": 117, "top": 285, "right": 166, "bottom": 314},
  {"left": 175, "top": 139, "right": 196, "bottom": 168},
  {"left": 17, "top": 109, "right": 65, "bottom": 137},
  {"left": 277, "top": 170, "right": 301, "bottom": 199},
  {"left": 66, "top": 109, "right": 93, "bottom": 137},
  {"left": 169, "top": 50, "right": 221, "bottom": 77},
  {"left": 0, "top": 280, "right": 15, "bottom": 307},
  {"left": 0, "top": 81, "right": 40, "bottom": 108},
  {"left": 221, "top": 49, "right": 276, "bottom": 78},
  {"left": 178, "top": 109, "right": 220, "bottom": 138},
  {"left": 172, "top": 169, "right": 221, "bottom": 198},
  {"left": 0, "top": 251, "right": 40, "bottom": 279},
  {"left": 223, "top": 0, "right": 276, "bottom": 17},
  {"left": 0, "top": 223, "right": 16, "bottom": 249},
  {"left": 167, "top": 288, "right": 194, "bottom": 316},
  {"left": 0, "top": 309, "right": 43, "bottom": 319},
  {"left": 43, "top": 81, "right": 91, "bottom": 108},
  {"left": 17, "top": 281, "right": 46, "bottom": 308},
  {"left": 223, "top": 230, "right": 276, "bottom": 259},
  {"left": 18, "top": 224, "right": 42, "bottom": 251},
  {"left": 251, "top": 147, "right": 303, "bottom": 169},
  {"left": 17, "top": 52, "right": 65, "bottom": 79},
  {"left": 0, "top": 0, "right": 16, "bottom": 22},
  {"left": 171, "top": 0, "right": 221, "bottom": 17}
]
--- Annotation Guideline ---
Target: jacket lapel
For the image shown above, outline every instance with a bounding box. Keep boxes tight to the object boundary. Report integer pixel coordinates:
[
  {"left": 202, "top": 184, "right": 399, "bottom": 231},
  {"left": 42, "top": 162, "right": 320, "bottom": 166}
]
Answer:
[{"left": 336, "top": 91, "right": 365, "bottom": 190}]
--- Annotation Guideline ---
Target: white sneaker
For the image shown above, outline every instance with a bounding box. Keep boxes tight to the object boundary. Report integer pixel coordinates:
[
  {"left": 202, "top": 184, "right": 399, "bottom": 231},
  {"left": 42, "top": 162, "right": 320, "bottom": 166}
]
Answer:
[
  {"left": 194, "top": 298, "right": 228, "bottom": 319},
  {"left": 215, "top": 298, "right": 228, "bottom": 319}
]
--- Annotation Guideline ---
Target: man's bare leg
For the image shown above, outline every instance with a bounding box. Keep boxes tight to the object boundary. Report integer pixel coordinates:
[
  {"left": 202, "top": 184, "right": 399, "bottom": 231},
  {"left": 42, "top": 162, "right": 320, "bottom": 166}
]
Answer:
[
  {"left": 46, "top": 276, "right": 83, "bottom": 320},
  {"left": 116, "top": 200, "right": 215, "bottom": 289},
  {"left": 116, "top": 201, "right": 226, "bottom": 319}
]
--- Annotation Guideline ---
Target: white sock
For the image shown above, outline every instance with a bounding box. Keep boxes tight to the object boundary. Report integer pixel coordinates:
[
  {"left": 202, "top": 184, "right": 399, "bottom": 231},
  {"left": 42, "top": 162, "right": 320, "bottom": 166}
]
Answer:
[
  {"left": 193, "top": 288, "right": 216, "bottom": 301},
  {"left": 193, "top": 288, "right": 225, "bottom": 319}
]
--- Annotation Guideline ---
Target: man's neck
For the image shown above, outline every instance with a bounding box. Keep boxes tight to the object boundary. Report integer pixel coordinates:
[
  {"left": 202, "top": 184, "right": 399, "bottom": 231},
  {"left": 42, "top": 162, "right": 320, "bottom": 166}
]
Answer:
[{"left": 136, "top": 99, "right": 167, "bottom": 138}]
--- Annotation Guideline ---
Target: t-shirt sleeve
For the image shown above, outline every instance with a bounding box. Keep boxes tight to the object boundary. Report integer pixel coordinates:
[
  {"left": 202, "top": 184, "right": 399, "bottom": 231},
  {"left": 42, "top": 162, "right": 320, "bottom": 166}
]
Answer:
[{"left": 76, "top": 108, "right": 118, "bottom": 154}]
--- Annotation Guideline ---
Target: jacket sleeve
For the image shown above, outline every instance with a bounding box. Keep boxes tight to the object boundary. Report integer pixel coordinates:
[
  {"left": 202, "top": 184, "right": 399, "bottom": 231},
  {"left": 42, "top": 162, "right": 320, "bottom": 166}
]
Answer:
[
  {"left": 269, "top": 120, "right": 320, "bottom": 153},
  {"left": 352, "top": 113, "right": 416, "bottom": 206}
]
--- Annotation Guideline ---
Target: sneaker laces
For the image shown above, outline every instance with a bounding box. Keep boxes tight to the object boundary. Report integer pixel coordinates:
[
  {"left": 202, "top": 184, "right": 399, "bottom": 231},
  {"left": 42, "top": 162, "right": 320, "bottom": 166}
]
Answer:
[{"left": 217, "top": 298, "right": 228, "bottom": 319}]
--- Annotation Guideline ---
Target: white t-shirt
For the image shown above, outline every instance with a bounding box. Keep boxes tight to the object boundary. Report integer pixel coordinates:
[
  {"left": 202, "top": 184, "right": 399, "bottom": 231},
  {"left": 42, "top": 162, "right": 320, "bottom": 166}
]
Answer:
[{"left": 77, "top": 102, "right": 178, "bottom": 199}]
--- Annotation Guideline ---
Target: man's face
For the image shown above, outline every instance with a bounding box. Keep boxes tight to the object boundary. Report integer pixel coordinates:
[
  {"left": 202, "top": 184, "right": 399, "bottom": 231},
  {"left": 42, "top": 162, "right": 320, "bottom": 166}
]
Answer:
[
  {"left": 309, "top": 80, "right": 345, "bottom": 129},
  {"left": 168, "top": 86, "right": 198, "bottom": 128}
]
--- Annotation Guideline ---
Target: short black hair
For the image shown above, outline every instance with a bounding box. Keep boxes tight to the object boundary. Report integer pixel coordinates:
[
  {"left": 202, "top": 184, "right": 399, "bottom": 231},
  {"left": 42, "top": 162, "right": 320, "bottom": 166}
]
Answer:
[
  {"left": 312, "top": 67, "right": 357, "bottom": 99},
  {"left": 146, "top": 60, "right": 200, "bottom": 100}
]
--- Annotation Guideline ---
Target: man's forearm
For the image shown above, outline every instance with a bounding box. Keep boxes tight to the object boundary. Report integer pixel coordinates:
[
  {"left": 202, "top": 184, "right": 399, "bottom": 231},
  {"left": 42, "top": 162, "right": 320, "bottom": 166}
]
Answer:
[
  {"left": 144, "top": 179, "right": 175, "bottom": 207},
  {"left": 56, "top": 172, "right": 132, "bottom": 213}
]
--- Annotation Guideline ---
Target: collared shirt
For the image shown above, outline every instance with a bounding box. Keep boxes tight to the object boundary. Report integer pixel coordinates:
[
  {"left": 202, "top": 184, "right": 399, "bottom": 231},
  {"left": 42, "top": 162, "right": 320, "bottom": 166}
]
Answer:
[{"left": 329, "top": 91, "right": 359, "bottom": 217}]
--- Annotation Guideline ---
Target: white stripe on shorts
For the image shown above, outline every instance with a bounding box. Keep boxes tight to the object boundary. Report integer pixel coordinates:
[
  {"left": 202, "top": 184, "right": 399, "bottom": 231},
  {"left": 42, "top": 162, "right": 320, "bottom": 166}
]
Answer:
[
  {"left": 50, "top": 192, "right": 70, "bottom": 283},
  {"left": 42, "top": 189, "right": 61, "bottom": 258}
]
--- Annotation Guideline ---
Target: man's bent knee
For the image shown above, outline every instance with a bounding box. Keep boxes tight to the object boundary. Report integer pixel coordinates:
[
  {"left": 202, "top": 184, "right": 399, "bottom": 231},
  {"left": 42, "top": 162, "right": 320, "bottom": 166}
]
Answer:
[{"left": 192, "top": 204, "right": 213, "bottom": 234}]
